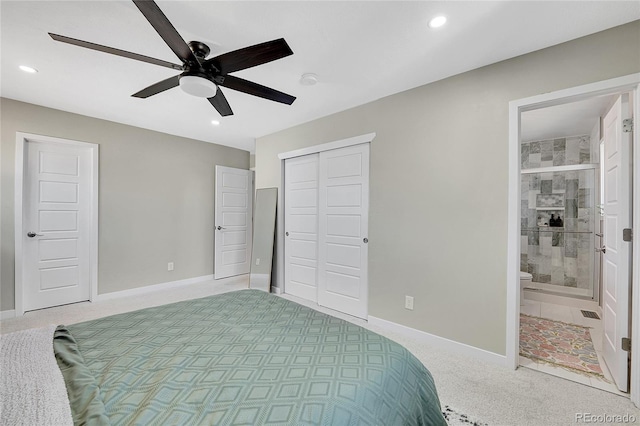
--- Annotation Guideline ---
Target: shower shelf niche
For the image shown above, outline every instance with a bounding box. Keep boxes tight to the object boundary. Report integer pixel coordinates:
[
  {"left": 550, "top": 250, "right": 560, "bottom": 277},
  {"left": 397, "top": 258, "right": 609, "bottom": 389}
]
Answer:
[{"left": 535, "top": 193, "right": 564, "bottom": 210}]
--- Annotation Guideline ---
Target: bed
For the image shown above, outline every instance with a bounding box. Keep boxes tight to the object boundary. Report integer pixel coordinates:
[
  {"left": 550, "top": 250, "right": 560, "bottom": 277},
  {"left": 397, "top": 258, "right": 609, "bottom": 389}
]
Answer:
[{"left": 54, "top": 289, "right": 447, "bottom": 425}]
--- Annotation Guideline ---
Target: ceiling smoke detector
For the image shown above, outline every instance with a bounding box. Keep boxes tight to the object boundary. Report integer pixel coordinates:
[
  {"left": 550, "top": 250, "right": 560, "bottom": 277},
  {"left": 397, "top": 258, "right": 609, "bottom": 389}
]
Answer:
[{"left": 300, "top": 73, "right": 319, "bottom": 86}]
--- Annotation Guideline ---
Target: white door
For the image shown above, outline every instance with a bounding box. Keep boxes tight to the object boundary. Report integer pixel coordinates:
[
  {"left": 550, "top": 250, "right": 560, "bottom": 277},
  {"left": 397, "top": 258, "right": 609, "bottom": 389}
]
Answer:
[
  {"left": 602, "top": 94, "right": 632, "bottom": 392},
  {"left": 214, "top": 166, "right": 253, "bottom": 279},
  {"left": 23, "top": 141, "right": 93, "bottom": 311},
  {"left": 284, "top": 154, "right": 319, "bottom": 301},
  {"left": 317, "top": 144, "right": 369, "bottom": 319}
]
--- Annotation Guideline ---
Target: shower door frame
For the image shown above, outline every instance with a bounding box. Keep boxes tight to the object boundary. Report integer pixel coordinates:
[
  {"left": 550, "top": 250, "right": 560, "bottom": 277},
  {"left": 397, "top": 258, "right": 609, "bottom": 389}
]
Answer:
[
  {"left": 520, "top": 164, "right": 599, "bottom": 301},
  {"left": 506, "top": 73, "right": 640, "bottom": 407}
]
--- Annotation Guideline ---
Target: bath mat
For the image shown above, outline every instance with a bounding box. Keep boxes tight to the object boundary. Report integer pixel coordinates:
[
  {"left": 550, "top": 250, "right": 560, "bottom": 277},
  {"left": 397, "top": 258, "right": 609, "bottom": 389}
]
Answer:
[{"left": 519, "top": 314, "right": 604, "bottom": 378}]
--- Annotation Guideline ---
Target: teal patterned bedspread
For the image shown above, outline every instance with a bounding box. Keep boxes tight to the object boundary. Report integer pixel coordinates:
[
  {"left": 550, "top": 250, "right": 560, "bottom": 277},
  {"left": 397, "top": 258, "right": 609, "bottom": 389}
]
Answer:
[{"left": 54, "top": 290, "right": 446, "bottom": 425}]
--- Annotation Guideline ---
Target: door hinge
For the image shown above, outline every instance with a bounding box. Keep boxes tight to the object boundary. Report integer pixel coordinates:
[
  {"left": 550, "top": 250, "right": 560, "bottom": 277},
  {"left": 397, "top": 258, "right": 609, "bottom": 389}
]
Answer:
[
  {"left": 623, "top": 228, "right": 633, "bottom": 242},
  {"left": 623, "top": 118, "right": 633, "bottom": 133},
  {"left": 622, "top": 337, "right": 631, "bottom": 352}
]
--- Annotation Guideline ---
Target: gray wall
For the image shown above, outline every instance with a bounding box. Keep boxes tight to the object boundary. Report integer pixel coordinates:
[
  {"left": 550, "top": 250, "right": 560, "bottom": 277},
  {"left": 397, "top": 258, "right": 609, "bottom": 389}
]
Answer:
[
  {"left": 255, "top": 21, "right": 640, "bottom": 355},
  {"left": 1, "top": 98, "right": 249, "bottom": 311}
]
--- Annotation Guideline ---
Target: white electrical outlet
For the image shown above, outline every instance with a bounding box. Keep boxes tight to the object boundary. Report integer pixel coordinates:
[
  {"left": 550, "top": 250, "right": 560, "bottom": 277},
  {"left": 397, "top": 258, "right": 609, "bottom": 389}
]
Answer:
[
  {"left": 168, "top": 262, "right": 174, "bottom": 271},
  {"left": 256, "top": 258, "right": 261, "bottom": 265},
  {"left": 405, "top": 296, "right": 414, "bottom": 310}
]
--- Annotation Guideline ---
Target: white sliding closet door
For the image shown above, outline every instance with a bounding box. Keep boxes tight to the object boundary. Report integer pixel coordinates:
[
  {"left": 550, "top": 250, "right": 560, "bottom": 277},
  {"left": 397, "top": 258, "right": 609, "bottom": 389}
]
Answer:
[
  {"left": 284, "top": 143, "right": 370, "bottom": 318},
  {"left": 284, "top": 154, "right": 319, "bottom": 301},
  {"left": 317, "top": 144, "right": 369, "bottom": 319}
]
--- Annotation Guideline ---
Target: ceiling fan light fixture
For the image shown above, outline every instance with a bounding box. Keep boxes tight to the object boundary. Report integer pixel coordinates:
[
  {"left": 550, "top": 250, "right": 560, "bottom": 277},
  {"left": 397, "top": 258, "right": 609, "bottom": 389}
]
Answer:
[
  {"left": 179, "top": 75, "right": 217, "bottom": 98},
  {"left": 48, "top": 2, "right": 296, "bottom": 116}
]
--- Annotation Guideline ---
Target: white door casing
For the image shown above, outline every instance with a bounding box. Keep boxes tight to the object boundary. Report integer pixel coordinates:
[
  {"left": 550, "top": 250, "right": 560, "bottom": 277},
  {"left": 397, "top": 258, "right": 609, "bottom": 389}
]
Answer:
[
  {"left": 214, "top": 166, "right": 253, "bottom": 279},
  {"left": 16, "top": 134, "right": 98, "bottom": 314},
  {"left": 317, "top": 144, "right": 369, "bottom": 319},
  {"left": 508, "top": 75, "right": 640, "bottom": 407},
  {"left": 602, "top": 94, "right": 632, "bottom": 392},
  {"left": 284, "top": 154, "right": 319, "bottom": 302}
]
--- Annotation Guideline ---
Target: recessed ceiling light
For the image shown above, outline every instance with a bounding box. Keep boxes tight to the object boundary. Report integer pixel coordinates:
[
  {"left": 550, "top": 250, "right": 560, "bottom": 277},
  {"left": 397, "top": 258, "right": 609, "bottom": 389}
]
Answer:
[
  {"left": 19, "top": 65, "right": 38, "bottom": 73},
  {"left": 428, "top": 15, "right": 447, "bottom": 29},
  {"left": 211, "top": 120, "right": 220, "bottom": 126}
]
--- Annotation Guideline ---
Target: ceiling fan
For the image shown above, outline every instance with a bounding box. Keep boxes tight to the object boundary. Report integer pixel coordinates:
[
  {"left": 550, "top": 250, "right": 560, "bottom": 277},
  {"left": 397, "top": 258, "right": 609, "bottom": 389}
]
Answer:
[{"left": 49, "top": 0, "right": 296, "bottom": 117}]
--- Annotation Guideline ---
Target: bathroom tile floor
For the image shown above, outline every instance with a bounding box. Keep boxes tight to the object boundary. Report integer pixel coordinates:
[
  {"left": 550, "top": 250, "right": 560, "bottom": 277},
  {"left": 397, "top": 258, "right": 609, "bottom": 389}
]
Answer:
[{"left": 519, "top": 299, "right": 628, "bottom": 397}]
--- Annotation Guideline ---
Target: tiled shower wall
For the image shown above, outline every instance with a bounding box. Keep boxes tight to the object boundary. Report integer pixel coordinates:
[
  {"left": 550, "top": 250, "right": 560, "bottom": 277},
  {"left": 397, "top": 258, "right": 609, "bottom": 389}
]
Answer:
[
  {"left": 521, "top": 136, "right": 596, "bottom": 292},
  {"left": 521, "top": 136, "right": 593, "bottom": 168}
]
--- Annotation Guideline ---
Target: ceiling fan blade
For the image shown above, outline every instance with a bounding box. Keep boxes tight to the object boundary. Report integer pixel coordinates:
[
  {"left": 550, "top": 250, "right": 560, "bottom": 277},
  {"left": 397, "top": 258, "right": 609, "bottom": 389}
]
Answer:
[
  {"left": 220, "top": 75, "right": 296, "bottom": 105},
  {"left": 49, "top": 33, "right": 182, "bottom": 70},
  {"left": 208, "top": 89, "right": 234, "bottom": 116},
  {"left": 132, "top": 0, "right": 199, "bottom": 65},
  {"left": 132, "top": 74, "right": 180, "bottom": 98},
  {"left": 207, "top": 38, "right": 293, "bottom": 74}
]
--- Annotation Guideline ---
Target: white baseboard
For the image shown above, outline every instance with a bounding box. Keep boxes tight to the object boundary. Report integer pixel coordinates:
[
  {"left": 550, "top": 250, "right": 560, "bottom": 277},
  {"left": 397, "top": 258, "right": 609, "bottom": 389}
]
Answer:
[
  {"left": 249, "top": 274, "right": 270, "bottom": 292},
  {"left": 368, "top": 315, "right": 507, "bottom": 366},
  {"left": 0, "top": 310, "right": 16, "bottom": 320},
  {"left": 270, "top": 286, "right": 282, "bottom": 294},
  {"left": 96, "top": 274, "right": 215, "bottom": 302}
]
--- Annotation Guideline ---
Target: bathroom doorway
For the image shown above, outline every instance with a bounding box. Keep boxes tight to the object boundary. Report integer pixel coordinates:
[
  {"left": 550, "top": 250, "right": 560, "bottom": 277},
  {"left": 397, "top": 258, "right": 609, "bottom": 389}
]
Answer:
[
  {"left": 518, "top": 94, "right": 623, "bottom": 394},
  {"left": 519, "top": 98, "right": 607, "bottom": 302},
  {"left": 507, "top": 74, "right": 640, "bottom": 406}
]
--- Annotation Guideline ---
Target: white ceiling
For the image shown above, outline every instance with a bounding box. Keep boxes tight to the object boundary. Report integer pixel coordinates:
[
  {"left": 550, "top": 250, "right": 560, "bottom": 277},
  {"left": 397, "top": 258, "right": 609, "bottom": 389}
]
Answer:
[
  {"left": 2, "top": 1, "right": 639, "bottom": 153},
  {"left": 521, "top": 94, "right": 617, "bottom": 142}
]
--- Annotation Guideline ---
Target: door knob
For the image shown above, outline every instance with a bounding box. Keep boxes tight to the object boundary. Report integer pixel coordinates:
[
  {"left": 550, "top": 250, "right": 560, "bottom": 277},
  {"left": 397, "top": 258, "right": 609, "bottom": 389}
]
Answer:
[
  {"left": 27, "top": 232, "right": 44, "bottom": 238},
  {"left": 595, "top": 246, "right": 606, "bottom": 253},
  {"left": 216, "top": 226, "right": 225, "bottom": 231}
]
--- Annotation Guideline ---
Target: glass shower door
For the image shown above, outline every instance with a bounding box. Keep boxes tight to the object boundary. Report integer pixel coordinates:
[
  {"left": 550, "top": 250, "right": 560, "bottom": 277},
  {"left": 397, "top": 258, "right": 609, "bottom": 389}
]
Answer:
[{"left": 521, "top": 168, "right": 596, "bottom": 299}]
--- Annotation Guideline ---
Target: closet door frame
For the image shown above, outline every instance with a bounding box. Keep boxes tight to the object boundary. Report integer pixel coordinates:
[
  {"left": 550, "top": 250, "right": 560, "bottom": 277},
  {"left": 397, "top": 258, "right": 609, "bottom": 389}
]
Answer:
[{"left": 277, "top": 132, "right": 375, "bottom": 300}]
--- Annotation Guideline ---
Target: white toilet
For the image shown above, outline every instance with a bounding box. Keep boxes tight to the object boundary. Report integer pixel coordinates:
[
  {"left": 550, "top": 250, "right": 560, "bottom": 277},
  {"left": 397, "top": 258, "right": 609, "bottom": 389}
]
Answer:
[{"left": 520, "top": 271, "right": 533, "bottom": 305}]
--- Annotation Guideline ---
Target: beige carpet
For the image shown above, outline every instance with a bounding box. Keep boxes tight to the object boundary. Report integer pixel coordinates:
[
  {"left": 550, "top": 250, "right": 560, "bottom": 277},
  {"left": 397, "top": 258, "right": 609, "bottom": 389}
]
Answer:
[{"left": 0, "top": 326, "right": 73, "bottom": 426}]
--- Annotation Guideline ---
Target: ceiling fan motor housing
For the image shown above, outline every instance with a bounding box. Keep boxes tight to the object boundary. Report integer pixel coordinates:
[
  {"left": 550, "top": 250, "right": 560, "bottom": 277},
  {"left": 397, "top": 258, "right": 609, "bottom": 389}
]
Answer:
[
  {"left": 180, "top": 40, "right": 221, "bottom": 98},
  {"left": 188, "top": 41, "right": 211, "bottom": 61}
]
